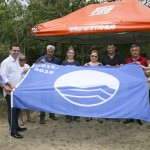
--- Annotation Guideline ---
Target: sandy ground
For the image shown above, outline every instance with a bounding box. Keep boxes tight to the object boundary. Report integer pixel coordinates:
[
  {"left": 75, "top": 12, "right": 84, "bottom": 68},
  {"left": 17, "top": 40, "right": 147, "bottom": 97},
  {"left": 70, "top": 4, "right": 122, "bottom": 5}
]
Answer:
[{"left": 0, "top": 93, "right": 150, "bottom": 150}]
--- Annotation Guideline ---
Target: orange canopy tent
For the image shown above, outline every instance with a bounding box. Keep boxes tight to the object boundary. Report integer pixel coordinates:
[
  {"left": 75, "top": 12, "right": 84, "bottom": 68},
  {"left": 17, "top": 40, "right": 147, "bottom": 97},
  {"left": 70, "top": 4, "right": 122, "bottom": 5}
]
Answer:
[{"left": 31, "top": 0, "right": 150, "bottom": 44}]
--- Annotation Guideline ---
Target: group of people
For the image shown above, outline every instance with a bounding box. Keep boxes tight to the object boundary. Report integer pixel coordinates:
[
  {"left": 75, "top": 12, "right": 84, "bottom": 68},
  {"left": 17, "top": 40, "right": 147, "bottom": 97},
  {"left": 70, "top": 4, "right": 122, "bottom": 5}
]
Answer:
[{"left": 0, "top": 43, "right": 150, "bottom": 139}]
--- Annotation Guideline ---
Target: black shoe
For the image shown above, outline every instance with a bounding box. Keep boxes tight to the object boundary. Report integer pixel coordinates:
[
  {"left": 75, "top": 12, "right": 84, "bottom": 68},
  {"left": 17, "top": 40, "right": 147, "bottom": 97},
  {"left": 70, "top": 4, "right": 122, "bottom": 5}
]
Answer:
[
  {"left": 49, "top": 114, "right": 58, "bottom": 121},
  {"left": 17, "top": 127, "right": 27, "bottom": 132},
  {"left": 123, "top": 119, "right": 134, "bottom": 124},
  {"left": 11, "top": 132, "right": 23, "bottom": 139},
  {"left": 136, "top": 119, "right": 143, "bottom": 125},
  {"left": 39, "top": 119, "right": 45, "bottom": 124}
]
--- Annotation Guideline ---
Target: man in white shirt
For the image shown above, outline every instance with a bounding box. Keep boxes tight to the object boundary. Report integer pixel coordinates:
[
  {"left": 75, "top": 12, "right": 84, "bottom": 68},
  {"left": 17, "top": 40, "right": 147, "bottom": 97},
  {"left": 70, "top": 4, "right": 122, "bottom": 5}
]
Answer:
[{"left": 0, "top": 43, "right": 27, "bottom": 139}]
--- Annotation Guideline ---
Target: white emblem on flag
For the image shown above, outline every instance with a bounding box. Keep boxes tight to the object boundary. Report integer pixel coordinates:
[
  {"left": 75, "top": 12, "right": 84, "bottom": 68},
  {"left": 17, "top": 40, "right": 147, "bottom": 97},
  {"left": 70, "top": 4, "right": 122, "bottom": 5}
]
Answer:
[{"left": 54, "top": 70, "right": 120, "bottom": 107}]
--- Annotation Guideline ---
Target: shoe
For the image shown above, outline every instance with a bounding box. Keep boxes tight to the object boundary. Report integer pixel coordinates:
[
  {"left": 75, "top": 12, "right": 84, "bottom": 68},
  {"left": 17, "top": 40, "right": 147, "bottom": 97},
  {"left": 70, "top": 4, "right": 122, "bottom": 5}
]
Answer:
[
  {"left": 17, "top": 127, "right": 27, "bottom": 132},
  {"left": 123, "top": 119, "right": 134, "bottom": 124},
  {"left": 86, "top": 117, "right": 92, "bottom": 122},
  {"left": 66, "top": 119, "right": 72, "bottom": 123},
  {"left": 40, "top": 119, "right": 45, "bottom": 124},
  {"left": 74, "top": 119, "right": 80, "bottom": 123},
  {"left": 136, "top": 119, "right": 143, "bottom": 125},
  {"left": 49, "top": 114, "right": 58, "bottom": 121},
  {"left": 11, "top": 132, "right": 23, "bottom": 139},
  {"left": 98, "top": 119, "right": 103, "bottom": 124}
]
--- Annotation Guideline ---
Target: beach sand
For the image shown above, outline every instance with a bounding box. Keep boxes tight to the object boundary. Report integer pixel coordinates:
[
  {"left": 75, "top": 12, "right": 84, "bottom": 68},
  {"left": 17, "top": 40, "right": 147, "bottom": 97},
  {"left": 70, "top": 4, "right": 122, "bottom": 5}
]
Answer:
[{"left": 0, "top": 94, "right": 150, "bottom": 150}]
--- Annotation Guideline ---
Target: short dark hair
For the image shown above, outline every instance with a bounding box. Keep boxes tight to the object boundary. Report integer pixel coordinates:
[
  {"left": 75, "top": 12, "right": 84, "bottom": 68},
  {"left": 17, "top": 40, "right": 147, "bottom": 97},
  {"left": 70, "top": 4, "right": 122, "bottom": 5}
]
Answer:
[
  {"left": 107, "top": 43, "right": 116, "bottom": 47},
  {"left": 10, "top": 43, "right": 21, "bottom": 50}
]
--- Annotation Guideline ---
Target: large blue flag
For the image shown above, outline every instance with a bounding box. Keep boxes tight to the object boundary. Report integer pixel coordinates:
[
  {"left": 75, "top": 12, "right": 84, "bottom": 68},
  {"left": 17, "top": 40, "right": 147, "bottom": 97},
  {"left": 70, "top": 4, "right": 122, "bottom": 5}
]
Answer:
[{"left": 12, "top": 63, "right": 150, "bottom": 121}]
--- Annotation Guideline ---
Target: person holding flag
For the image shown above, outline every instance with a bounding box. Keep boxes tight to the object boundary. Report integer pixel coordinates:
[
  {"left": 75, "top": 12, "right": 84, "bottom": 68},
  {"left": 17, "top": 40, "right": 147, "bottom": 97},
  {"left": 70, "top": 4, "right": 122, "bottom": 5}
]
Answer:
[{"left": 0, "top": 43, "right": 27, "bottom": 139}]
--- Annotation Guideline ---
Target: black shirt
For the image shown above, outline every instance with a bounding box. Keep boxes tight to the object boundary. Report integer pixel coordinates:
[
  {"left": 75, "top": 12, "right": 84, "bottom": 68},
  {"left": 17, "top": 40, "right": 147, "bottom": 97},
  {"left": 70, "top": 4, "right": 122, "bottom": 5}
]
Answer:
[
  {"left": 101, "top": 53, "right": 124, "bottom": 66},
  {"left": 62, "top": 60, "right": 80, "bottom": 66}
]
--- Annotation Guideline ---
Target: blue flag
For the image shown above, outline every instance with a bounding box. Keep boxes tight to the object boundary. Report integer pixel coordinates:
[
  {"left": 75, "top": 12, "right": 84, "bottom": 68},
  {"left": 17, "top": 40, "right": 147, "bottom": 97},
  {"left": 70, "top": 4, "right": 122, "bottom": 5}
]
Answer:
[{"left": 12, "top": 63, "right": 150, "bottom": 121}]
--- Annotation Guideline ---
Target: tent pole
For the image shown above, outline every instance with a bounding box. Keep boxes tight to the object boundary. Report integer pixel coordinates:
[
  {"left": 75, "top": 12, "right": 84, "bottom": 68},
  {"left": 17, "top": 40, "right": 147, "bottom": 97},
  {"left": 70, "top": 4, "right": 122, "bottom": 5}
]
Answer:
[{"left": 81, "top": 45, "right": 85, "bottom": 66}]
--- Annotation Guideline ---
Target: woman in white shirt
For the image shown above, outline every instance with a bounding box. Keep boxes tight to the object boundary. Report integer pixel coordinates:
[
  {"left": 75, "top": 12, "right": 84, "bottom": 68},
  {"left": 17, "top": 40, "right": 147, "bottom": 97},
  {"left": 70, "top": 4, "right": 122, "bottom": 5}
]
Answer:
[{"left": 18, "top": 53, "right": 35, "bottom": 126}]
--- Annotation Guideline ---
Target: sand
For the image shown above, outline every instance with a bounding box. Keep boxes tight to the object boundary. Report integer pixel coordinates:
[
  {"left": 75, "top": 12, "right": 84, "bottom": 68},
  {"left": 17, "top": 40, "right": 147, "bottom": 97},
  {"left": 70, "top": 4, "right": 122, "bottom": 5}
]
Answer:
[{"left": 0, "top": 93, "right": 150, "bottom": 150}]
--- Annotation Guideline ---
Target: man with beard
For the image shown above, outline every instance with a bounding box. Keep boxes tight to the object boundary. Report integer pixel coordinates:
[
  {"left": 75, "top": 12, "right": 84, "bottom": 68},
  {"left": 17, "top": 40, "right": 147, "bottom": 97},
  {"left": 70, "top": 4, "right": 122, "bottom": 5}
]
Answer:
[{"left": 101, "top": 43, "right": 124, "bottom": 67}]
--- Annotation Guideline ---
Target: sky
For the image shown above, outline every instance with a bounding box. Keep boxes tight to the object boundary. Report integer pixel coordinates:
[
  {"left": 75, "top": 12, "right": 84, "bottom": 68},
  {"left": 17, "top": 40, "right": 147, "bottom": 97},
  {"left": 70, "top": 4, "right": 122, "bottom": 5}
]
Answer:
[{"left": 17, "top": 0, "right": 29, "bottom": 6}]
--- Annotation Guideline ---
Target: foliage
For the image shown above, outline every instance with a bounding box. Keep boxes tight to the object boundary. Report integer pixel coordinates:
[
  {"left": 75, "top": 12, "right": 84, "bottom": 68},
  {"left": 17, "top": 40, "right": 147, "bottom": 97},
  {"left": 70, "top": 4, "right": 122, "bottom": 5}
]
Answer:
[{"left": 0, "top": 0, "right": 150, "bottom": 65}]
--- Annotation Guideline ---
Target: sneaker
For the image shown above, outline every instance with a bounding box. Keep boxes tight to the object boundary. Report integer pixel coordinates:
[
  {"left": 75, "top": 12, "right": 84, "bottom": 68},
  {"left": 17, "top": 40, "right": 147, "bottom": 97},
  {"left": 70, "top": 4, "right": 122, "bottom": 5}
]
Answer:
[
  {"left": 40, "top": 119, "right": 45, "bottom": 124},
  {"left": 136, "top": 119, "right": 143, "bottom": 125},
  {"left": 123, "top": 119, "right": 134, "bottom": 124}
]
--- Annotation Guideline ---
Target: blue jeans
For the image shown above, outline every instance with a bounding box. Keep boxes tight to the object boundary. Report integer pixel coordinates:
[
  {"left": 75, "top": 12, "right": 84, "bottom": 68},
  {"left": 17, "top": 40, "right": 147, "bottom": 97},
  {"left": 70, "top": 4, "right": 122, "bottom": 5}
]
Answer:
[{"left": 5, "top": 95, "right": 20, "bottom": 133}]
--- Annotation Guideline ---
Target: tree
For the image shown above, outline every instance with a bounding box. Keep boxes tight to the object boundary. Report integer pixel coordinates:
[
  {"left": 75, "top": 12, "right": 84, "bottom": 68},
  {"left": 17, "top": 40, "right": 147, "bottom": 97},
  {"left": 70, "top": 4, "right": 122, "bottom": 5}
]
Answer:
[{"left": 0, "top": 0, "right": 150, "bottom": 64}]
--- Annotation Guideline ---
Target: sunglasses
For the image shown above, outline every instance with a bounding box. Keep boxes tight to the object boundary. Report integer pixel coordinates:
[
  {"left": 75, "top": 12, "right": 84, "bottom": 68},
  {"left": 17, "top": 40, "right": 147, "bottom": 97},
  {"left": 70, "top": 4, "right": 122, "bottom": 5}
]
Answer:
[
  {"left": 91, "top": 55, "right": 98, "bottom": 58},
  {"left": 19, "top": 59, "right": 26, "bottom": 61}
]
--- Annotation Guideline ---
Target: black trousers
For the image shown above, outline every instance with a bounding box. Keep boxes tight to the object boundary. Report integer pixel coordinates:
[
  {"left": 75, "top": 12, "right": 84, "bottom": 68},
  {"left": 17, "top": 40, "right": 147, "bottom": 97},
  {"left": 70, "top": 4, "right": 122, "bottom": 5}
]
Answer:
[{"left": 5, "top": 94, "right": 20, "bottom": 133}]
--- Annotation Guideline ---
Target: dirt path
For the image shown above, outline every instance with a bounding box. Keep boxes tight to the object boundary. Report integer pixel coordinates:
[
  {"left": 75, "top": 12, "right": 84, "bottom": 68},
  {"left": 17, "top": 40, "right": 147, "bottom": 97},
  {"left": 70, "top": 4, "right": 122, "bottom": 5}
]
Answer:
[{"left": 0, "top": 93, "right": 150, "bottom": 150}]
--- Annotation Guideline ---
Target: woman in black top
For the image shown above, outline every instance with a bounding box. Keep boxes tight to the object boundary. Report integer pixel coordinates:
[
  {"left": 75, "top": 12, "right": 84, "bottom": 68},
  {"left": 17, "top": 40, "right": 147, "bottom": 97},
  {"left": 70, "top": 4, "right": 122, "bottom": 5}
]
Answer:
[{"left": 62, "top": 47, "right": 80, "bottom": 123}]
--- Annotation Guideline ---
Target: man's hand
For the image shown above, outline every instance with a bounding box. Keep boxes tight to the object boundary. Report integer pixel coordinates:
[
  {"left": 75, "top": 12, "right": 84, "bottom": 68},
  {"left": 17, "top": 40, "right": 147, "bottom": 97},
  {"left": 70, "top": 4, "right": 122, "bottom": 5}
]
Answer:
[
  {"left": 3, "top": 85, "right": 12, "bottom": 95},
  {"left": 6, "top": 82, "right": 15, "bottom": 89},
  {"left": 135, "top": 61, "right": 141, "bottom": 65},
  {"left": 40, "top": 59, "right": 45, "bottom": 63},
  {"left": 115, "top": 64, "right": 120, "bottom": 68},
  {"left": 0, "top": 85, "right": 12, "bottom": 95}
]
